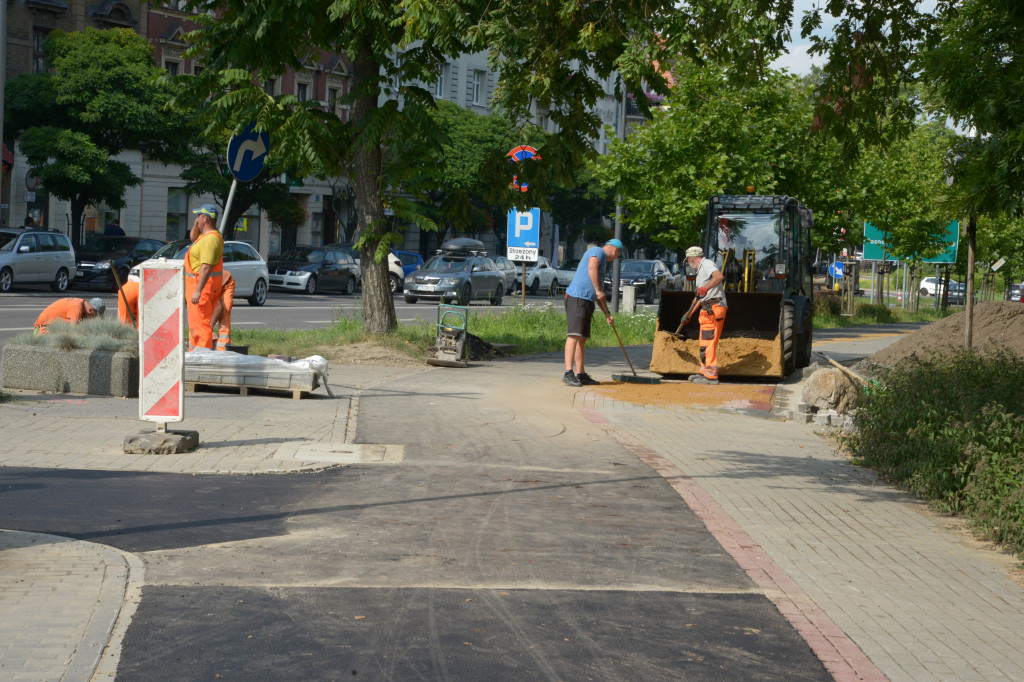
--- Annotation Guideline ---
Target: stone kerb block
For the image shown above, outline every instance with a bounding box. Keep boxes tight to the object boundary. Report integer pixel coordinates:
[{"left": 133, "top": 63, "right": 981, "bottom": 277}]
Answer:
[
  {"left": 1, "top": 344, "right": 139, "bottom": 398},
  {"left": 801, "top": 367, "right": 858, "bottom": 414}
]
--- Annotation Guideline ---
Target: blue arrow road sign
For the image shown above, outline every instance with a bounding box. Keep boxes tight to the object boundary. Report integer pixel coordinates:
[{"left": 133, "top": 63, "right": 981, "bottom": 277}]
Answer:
[
  {"left": 829, "top": 261, "right": 845, "bottom": 279},
  {"left": 506, "top": 208, "right": 540, "bottom": 262},
  {"left": 228, "top": 122, "right": 270, "bottom": 182}
]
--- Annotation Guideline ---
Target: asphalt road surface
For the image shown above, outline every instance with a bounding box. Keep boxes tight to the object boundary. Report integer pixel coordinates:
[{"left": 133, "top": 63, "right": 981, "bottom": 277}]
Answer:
[
  {"left": 0, "top": 288, "right": 550, "bottom": 346},
  {"left": 0, "top": 287, "right": 659, "bottom": 346}
]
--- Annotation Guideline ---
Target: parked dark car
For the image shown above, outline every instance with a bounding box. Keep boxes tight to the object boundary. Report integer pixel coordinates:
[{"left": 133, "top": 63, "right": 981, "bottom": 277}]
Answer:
[
  {"left": 74, "top": 236, "right": 165, "bottom": 291},
  {"left": 403, "top": 239, "right": 504, "bottom": 305},
  {"left": 268, "top": 245, "right": 360, "bottom": 295},
  {"left": 603, "top": 259, "right": 672, "bottom": 304}
]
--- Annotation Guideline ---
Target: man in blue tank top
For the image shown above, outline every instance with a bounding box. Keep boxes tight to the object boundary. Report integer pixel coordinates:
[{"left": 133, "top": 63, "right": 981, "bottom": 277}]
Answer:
[{"left": 562, "top": 239, "right": 623, "bottom": 386}]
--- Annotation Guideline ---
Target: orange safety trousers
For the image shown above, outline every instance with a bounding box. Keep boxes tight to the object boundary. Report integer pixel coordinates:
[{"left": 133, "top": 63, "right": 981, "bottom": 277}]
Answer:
[
  {"left": 184, "top": 244, "right": 223, "bottom": 351},
  {"left": 215, "top": 274, "right": 235, "bottom": 351},
  {"left": 698, "top": 303, "right": 727, "bottom": 379}
]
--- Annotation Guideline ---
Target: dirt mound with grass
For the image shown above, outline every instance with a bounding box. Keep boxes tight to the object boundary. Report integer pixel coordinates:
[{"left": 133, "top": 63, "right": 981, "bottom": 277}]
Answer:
[{"left": 869, "top": 301, "right": 1024, "bottom": 366}]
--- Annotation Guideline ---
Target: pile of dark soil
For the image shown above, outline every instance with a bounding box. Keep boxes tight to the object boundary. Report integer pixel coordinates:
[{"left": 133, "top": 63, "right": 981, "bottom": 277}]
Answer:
[{"left": 869, "top": 302, "right": 1024, "bottom": 366}]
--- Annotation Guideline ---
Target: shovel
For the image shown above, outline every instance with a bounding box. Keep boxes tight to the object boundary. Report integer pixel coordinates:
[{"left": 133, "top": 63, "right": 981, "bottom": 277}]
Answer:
[{"left": 666, "top": 294, "right": 702, "bottom": 340}]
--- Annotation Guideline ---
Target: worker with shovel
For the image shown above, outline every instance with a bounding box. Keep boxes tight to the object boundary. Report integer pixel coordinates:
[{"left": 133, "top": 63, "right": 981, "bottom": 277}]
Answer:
[
  {"left": 685, "top": 245, "right": 727, "bottom": 385},
  {"left": 562, "top": 239, "right": 622, "bottom": 386}
]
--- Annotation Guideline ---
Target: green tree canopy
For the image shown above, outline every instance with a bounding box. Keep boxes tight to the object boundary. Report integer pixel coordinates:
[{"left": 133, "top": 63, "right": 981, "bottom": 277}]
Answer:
[
  {"left": 174, "top": 0, "right": 770, "bottom": 334},
  {"left": 5, "top": 28, "right": 188, "bottom": 245},
  {"left": 589, "top": 66, "right": 813, "bottom": 248}
]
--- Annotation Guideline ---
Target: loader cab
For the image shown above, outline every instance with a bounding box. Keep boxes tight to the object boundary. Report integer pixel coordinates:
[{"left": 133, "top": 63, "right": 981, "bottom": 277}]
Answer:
[{"left": 704, "top": 195, "right": 813, "bottom": 299}]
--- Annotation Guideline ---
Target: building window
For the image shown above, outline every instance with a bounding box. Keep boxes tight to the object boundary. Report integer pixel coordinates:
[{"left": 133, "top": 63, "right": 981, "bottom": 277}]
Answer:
[
  {"left": 32, "top": 29, "right": 50, "bottom": 73},
  {"left": 328, "top": 87, "right": 339, "bottom": 108},
  {"left": 433, "top": 64, "right": 447, "bottom": 98},
  {"left": 297, "top": 82, "right": 309, "bottom": 102},
  {"left": 472, "top": 70, "right": 485, "bottom": 105},
  {"left": 193, "top": 65, "right": 204, "bottom": 77},
  {"left": 166, "top": 189, "right": 189, "bottom": 242},
  {"left": 265, "top": 79, "right": 276, "bottom": 96},
  {"left": 165, "top": 61, "right": 180, "bottom": 77}
]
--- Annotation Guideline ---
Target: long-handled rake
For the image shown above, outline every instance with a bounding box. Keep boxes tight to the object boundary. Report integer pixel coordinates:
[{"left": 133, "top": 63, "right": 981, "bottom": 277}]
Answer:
[{"left": 597, "top": 298, "right": 660, "bottom": 385}]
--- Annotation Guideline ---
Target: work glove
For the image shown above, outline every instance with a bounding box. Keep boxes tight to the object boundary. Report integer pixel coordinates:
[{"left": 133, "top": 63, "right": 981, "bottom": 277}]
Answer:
[{"left": 696, "top": 286, "right": 708, "bottom": 297}]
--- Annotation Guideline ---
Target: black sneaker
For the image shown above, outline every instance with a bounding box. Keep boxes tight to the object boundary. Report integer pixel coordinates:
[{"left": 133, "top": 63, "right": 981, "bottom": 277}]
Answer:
[
  {"left": 562, "top": 371, "right": 582, "bottom": 387},
  {"left": 576, "top": 372, "right": 599, "bottom": 385}
]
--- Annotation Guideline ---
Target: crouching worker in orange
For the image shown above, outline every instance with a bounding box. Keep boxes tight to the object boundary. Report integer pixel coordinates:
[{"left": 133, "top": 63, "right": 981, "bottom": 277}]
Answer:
[
  {"left": 212, "top": 270, "right": 235, "bottom": 351},
  {"left": 117, "top": 281, "right": 139, "bottom": 327},
  {"left": 184, "top": 204, "right": 224, "bottom": 351},
  {"left": 684, "top": 245, "right": 727, "bottom": 385},
  {"left": 34, "top": 297, "right": 105, "bottom": 335}
]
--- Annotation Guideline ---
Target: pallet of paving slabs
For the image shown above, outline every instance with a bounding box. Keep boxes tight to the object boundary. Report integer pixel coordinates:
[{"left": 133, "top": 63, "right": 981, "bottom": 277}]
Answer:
[{"left": 186, "top": 380, "right": 309, "bottom": 400}]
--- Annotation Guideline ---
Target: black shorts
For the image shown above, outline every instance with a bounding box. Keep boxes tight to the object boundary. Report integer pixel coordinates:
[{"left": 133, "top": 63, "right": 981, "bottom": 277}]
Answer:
[{"left": 565, "top": 295, "right": 596, "bottom": 338}]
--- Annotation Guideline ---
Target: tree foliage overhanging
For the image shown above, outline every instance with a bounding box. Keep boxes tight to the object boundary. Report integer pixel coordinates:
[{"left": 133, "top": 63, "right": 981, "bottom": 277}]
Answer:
[{"left": 4, "top": 28, "right": 188, "bottom": 245}]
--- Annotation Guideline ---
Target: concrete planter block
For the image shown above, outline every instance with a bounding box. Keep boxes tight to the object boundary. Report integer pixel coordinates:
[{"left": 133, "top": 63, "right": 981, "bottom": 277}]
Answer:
[{"left": 1, "top": 344, "right": 139, "bottom": 397}]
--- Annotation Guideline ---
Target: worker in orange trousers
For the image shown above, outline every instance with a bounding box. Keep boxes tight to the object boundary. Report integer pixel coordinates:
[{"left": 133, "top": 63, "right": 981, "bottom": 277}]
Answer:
[
  {"left": 34, "top": 297, "right": 105, "bottom": 335},
  {"left": 212, "top": 270, "right": 235, "bottom": 351},
  {"left": 184, "top": 204, "right": 224, "bottom": 351}
]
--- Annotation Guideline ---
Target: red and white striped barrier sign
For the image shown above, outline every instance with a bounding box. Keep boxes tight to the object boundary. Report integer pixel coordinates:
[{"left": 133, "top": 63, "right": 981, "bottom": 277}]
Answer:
[{"left": 138, "top": 261, "right": 185, "bottom": 423}]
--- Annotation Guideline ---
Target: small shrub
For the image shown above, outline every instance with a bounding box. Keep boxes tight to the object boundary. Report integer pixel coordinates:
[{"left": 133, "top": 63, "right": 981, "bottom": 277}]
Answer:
[
  {"left": 814, "top": 291, "right": 842, "bottom": 317},
  {"left": 846, "top": 348, "right": 1024, "bottom": 555},
  {"left": 853, "top": 303, "right": 896, "bottom": 324},
  {"left": 10, "top": 318, "right": 138, "bottom": 353}
]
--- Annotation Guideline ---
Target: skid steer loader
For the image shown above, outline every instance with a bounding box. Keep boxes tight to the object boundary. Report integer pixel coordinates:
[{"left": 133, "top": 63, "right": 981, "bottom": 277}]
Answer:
[{"left": 651, "top": 194, "right": 814, "bottom": 378}]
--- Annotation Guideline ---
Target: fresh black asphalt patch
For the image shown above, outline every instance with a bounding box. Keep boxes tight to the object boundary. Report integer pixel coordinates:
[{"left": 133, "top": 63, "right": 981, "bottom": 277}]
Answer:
[
  {"left": 117, "top": 586, "right": 828, "bottom": 681},
  {"left": 0, "top": 463, "right": 830, "bottom": 679}
]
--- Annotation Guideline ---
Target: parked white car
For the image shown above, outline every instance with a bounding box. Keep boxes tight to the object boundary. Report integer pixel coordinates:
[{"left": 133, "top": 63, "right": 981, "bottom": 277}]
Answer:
[
  {"left": 129, "top": 239, "right": 269, "bottom": 306},
  {"left": 515, "top": 256, "right": 560, "bottom": 294}
]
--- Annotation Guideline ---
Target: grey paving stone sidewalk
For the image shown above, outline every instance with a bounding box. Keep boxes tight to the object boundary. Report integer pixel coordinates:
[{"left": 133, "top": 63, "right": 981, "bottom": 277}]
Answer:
[
  {"left": 0, "top": 363, "right": 428, "bottom": 473},
  {"left": 0, "top": 530, "right": 142, "bottom": 682},
  {"left": 590, "top": 400, "right": 1024, "bottom": 682}
]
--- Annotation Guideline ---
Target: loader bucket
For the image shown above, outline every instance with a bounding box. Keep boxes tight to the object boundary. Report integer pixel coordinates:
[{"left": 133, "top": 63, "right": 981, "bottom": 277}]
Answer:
[{"left": 650, "top": 291, "right": 786, "bottom": 378}]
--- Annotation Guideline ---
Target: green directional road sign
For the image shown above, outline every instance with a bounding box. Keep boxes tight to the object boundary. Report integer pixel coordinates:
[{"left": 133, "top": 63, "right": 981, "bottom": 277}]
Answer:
[{"left": 862, "top": 221, "right": 959, "bottom": 263}]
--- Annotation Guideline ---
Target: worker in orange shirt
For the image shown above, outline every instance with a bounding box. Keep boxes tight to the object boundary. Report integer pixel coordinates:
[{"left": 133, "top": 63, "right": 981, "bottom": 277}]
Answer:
[
  {"left": 211, "top": 270, "right": 235, "bottom": 351},
  {"left": 117, "top": 281, "right": 140, "bottom": 327},
  {"left": 34, "top": 297, "right": 105, "bottom": 335},
  {"left": 184, "top": 204, "right": 224, "bottom": 351}
]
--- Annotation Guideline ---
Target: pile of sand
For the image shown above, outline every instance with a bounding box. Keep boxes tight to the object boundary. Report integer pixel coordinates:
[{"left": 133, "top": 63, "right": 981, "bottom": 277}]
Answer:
[{"left": 869, "top": 302, "right": 1024, "bottom": 366}]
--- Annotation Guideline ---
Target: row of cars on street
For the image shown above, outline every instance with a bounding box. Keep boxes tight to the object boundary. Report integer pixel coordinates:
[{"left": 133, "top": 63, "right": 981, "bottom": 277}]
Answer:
[
  {"left": 3, "top": 225, "right": 685, "bottom": 307},
  {"left": 401, "top": 238, "right": 685, "bottom": 306}
]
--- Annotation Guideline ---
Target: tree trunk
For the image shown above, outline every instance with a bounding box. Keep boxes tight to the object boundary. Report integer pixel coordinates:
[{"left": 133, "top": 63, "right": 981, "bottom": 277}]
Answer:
[
  {"left": 71, "top": 197, "right": 86, "bottom": 248},
  {"left": 965, "top": 215, "right": 977, "bottom": 349},
  {"left": 351, "top": 43, "right": 397, "bottom": 335}
]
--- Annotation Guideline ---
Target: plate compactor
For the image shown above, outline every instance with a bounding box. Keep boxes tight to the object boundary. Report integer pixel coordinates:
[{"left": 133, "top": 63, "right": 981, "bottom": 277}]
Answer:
[{"left": 427, "top": 304, "right": 469, "bottom": 368}]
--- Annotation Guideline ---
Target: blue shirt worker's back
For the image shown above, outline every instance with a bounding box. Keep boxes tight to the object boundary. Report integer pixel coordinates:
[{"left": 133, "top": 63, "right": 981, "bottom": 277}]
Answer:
[{"left": 566, "top": 246, "right": 607, "bottom": 300}]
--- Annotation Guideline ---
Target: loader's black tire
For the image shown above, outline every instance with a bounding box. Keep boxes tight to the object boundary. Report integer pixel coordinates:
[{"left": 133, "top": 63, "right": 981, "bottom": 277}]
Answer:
[
  {"left": 796, "top": 305, "right": 813, "bottom": 368},
  {"left": 781, "top": 301, "right": 796, "bottom": 376}
]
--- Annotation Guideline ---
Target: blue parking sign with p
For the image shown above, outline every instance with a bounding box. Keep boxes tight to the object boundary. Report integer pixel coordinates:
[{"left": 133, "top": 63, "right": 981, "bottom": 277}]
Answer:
[{"left": 507, "top": 208, "right": 540, "bottom": 262}]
